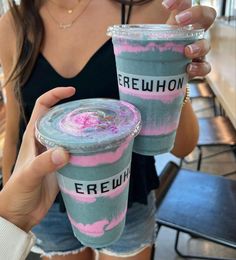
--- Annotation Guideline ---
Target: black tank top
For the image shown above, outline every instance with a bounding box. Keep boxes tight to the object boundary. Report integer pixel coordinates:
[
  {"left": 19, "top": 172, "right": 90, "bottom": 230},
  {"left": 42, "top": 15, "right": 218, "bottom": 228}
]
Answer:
[{"left": 19, "top": 4, "right": 160, "bottom": 207}]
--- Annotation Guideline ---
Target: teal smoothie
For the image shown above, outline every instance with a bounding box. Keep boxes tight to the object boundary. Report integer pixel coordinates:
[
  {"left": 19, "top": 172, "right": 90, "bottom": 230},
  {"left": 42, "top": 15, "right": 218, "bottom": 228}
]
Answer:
[
  {"left": 107, "top": 24, "right": 204, "bottom": 155},
  {"left": 35, "top": 98, "right": 141, "bottom": 248}
]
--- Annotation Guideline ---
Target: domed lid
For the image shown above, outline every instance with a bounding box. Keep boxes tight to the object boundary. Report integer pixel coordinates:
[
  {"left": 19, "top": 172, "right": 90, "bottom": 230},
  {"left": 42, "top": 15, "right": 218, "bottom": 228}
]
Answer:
[
  {"left": 107, "top": 24, "right": 204, "bottom": 41},
  {"left": 35, "top": 98, "right": 141, "bottom": 153}
]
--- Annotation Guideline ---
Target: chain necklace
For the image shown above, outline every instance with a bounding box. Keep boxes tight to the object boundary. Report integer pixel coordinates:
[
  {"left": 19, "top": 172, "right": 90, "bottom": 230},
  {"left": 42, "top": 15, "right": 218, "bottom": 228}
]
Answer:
[
  {"left": 47, "top": 0, "right": 92, "bottom": 29},
  {"left": 49, "top": 0, "right": 81, "bottom": 14}
]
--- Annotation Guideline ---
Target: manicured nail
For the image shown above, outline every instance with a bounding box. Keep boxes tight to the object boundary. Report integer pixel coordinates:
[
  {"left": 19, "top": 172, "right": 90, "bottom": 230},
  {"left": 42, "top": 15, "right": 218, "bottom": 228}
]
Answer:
[
  {"left": 51, "top": 148, "right": 68, "bottom": 166},
  {"left": 175, "top": 11, "right": 192, "bottom": 24},
  {"left": 162, "top": 0, "right": 176, "bottom": 9},
  {"left": 189, "top": 63, "right": 199, "bottom": 72},
  {"left": 187, "top": 44, "right": 200, "bottom": 54}
]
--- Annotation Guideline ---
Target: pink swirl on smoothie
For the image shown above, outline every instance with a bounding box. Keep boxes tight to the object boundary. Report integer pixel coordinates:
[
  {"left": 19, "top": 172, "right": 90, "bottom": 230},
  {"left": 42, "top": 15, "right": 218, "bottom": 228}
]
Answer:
[
  {"left": 140, "top": 122, "right": 178, "bottom": 135},
  {"left": 119, "top": 85, "right": 184, "bottom": 103},
  {"left": 70, "top": 138, "right": 131, "bottom": 167},
  {"left": 68, "top": 207, "right": 127, "bottom": 237},
  {"left": 106, "top": 178, "right": 129, "bottom": 199},
  {"left": 114, "top": 42, "right": 185, "bottom": 56},
  {"left": 105, "top": 207, "right": 127, "bottom": 230},
  {"left": 59, "top": 185, "right": 96, "bottom": 203},
  {"left": 68, "top": 215, "right": 109, "bottom": 237},
  {"left": 72, "top": 112, "right": 101, "bottom": 128},
  {"left": 59, "top": 110, "right": 118, "bottom": 136}
]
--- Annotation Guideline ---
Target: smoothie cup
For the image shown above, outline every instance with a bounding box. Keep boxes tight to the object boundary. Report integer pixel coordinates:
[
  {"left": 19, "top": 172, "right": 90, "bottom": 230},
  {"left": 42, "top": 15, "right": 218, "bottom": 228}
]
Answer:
[
  {"left": 107, "top": 24, "right": 204, "bottom": 155},
  {"left": 35, "top": 98, "right": 141, "bottom": 248}
]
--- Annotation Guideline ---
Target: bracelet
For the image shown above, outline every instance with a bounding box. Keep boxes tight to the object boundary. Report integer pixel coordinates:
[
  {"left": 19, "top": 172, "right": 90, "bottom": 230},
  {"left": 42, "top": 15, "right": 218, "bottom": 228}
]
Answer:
[{"left": 182, "top": 85, "right": 190, "bottom": 106}]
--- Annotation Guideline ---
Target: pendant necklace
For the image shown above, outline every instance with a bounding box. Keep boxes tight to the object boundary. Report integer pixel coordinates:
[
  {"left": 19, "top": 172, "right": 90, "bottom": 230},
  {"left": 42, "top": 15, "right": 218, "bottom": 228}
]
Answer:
[
  {"left": 47, "top": 0, "right": 92, "bottom": 29},
  {"left": 48, "top": 0, "right": 81, "bottom": 14}
]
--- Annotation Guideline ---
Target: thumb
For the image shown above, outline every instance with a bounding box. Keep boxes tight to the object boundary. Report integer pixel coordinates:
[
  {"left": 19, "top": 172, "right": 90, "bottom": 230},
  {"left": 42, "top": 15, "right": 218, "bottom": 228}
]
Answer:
[{"left": 26, "top": 148, "right": 69, "bottom": 182}]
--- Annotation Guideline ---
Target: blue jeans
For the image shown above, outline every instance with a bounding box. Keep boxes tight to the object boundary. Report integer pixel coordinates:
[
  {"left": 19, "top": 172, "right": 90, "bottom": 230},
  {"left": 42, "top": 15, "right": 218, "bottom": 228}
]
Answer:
[{"left": 32, "top": 191, "right": 156, "bottom": 257}]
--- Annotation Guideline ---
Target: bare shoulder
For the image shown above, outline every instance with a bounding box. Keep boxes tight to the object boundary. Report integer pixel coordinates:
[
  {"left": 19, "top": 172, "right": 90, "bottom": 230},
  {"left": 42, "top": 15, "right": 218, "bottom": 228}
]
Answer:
[{"left": 0, "top": 11, "right": 16, "bottom": 66}]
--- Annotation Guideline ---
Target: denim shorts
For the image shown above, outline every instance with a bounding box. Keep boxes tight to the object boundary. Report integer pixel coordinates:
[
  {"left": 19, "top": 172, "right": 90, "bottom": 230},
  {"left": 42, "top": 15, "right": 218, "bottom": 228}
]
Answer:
[{"left": 32, "top": 191, "right": 156, "bottom": 258}]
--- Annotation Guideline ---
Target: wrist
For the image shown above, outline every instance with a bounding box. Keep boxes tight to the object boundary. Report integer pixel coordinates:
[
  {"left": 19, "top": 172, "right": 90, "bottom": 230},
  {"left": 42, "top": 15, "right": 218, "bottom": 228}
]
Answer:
[
  {"left": 0, "top": 190, "right": 32, "bottom": 232},
  {"left": 0, "top": 210, "right": 32, "bottom": 232},
  {"left": 3, "top": 216, "right": 32, "bottom": 233}
]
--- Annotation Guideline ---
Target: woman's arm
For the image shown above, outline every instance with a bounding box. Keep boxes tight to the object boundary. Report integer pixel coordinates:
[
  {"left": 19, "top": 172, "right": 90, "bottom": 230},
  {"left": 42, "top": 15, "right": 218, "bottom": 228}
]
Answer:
[
  {"left": 171, "top": 100, "right": 199, "bottom": 157},
  {"left": 0, "top": 12, "right": 20, "bottom": 185}
]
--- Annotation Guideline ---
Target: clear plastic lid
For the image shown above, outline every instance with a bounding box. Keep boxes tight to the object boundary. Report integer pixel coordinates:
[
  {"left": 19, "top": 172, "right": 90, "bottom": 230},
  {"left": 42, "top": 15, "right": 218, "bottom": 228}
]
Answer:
[
  {"left": 35, "top": 98, "right": 141, "bottom": 153},
  {"left": 107, "top": 24, "right": 204, "bottom": 40}
]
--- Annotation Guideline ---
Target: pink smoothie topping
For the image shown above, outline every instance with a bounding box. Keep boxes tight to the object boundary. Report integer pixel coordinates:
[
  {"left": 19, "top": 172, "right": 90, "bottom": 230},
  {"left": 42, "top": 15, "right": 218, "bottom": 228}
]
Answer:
[{"left": 59, "top": 110, "right": 118, "bottom": 137}]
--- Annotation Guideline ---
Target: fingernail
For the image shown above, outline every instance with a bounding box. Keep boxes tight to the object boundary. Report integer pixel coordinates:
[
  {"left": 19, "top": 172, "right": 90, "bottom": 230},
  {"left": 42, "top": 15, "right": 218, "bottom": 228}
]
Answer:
[
  {"left": 189, "top": 63, "right": 199, "bottom": 72},
  {"left": 162, "top": 0, "right": 176, "bottom": 9},
  {"left": 187, "top": 44, "right": 200, "bottom": 54},
  {"left": 51, "top": 148, "right": 68, "bottom": 166},
  {"left": 175, "top": 11, "right": 192, "bottom": 24}
]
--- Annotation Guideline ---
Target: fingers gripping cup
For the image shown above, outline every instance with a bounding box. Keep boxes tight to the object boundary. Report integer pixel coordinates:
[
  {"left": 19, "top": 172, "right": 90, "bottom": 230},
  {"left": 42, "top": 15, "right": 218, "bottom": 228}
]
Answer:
[
  {"left": 35, "top": 99, "right": 141, "bottom": 248},
  {"left": 107, "top": 24, "right": 204, "bottom": 155}
]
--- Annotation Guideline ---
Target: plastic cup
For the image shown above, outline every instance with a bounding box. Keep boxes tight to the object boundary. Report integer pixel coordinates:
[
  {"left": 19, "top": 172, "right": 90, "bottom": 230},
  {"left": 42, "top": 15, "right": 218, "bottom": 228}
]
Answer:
[
  {"left": 35, "top": 98, "right": 141, "bottom": 248},
  {"left": 107, "top": 24, "right": 204, "bottom": 155}
]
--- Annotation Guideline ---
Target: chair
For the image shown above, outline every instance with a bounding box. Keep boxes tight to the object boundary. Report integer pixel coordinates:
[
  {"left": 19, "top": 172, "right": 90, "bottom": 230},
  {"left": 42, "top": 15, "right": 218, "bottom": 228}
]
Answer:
[
  {"left": 182, "top": 116, "right": 236, "bottom": 172},
  {"left": 189, "top": 79, "right": 217, "bottom": 116},
  {"left": 155, "top": 161, "right": 236, "bottom": 260}
]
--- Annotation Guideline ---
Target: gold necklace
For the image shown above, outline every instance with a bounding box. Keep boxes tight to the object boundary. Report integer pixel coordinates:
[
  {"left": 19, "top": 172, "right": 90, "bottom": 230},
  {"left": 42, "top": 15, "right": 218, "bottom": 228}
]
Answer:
[
  {"left": 47, "top": 0, "right": 92, "bottom": 29},
  {"left": 49, "top": 0, "right": 81, "bottom": 14}
]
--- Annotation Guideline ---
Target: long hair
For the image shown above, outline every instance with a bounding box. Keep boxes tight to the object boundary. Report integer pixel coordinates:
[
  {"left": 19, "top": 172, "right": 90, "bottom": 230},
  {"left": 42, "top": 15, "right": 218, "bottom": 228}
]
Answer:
[
  {"left": 6, "top": 0, "right": 152, "bottom": 99},
  {"left": 6, "top": 0, "right": 44, "bottom": 101}
]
